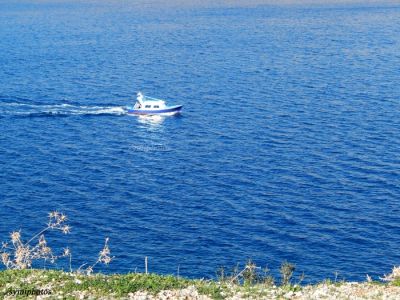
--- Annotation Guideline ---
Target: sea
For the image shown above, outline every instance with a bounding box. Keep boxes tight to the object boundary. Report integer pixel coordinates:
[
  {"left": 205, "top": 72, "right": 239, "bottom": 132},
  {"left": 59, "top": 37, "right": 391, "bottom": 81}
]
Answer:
[{"left": 0, "top": 0, "right": 399, "bottom": 282}]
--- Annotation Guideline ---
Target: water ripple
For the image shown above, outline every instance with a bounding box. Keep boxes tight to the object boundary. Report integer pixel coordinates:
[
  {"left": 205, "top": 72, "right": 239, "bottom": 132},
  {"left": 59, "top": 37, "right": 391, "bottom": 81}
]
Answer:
[{"left": 0, "top": 2, "right": 400, "bottom": 282}]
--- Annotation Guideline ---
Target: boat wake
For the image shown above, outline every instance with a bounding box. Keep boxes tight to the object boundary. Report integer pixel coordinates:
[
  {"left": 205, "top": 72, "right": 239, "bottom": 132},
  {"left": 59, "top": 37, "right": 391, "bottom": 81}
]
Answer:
[{"left": 0, "top": 102, "right": 127, "bottom": 118}]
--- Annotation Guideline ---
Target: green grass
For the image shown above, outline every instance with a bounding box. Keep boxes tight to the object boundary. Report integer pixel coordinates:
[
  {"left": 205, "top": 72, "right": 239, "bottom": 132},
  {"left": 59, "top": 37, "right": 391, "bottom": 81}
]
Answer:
[
  {"left": 392, "top": 278, "right": 400, "bottom": 287},
  {"left": 1, "top": 269, "right": 399, "bottom": 299},
  {"left": 0, "top": 269, "right": 228, "bottom": 299}
]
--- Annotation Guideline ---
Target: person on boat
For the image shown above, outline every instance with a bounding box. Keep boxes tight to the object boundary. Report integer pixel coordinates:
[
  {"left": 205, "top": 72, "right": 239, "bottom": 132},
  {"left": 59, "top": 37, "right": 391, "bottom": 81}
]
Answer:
[
  {"left": 137, "top": 92, "right": 144, "bottom": 103},
  {"left": 135, "top": 92, "right": 144, "bottom": 109}
]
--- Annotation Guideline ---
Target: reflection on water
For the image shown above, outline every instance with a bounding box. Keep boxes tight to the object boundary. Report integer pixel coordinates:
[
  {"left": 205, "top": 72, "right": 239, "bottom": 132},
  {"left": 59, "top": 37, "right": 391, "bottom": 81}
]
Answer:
[
  {"left": 137, "top": 115, "right": 165, "bottom": 126},
  {"left": 129, "top": 115, "right": 170, "bottom": 155}
]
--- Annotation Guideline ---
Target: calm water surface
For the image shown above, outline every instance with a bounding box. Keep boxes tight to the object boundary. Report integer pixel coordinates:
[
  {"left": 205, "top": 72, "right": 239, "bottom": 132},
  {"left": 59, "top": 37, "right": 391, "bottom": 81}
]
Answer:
[{"left": 0, "top": 1, "right": 400, "bottom": 282}]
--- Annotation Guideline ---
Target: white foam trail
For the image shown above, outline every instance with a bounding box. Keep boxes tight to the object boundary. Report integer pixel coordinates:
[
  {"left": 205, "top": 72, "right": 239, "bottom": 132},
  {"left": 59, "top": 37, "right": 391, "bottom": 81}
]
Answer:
[{"left": 1, "top": 102, "right": 127, "bottom": 117}]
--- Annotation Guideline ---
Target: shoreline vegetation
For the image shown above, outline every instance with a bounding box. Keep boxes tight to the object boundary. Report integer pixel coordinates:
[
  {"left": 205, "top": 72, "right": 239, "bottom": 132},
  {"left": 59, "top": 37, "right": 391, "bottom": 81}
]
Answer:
[
  {"left": 1, "top": 268, "right": 400, "bottom": 299},
  {"left": 1, "top": 212, "right": 400, "bottom": 299}
]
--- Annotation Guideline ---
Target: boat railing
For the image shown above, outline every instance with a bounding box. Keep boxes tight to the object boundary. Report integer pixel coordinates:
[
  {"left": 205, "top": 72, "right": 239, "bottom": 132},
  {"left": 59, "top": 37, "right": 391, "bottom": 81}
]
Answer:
[{"left": 143, "top": 95, "right": 164, "bottom": 101}]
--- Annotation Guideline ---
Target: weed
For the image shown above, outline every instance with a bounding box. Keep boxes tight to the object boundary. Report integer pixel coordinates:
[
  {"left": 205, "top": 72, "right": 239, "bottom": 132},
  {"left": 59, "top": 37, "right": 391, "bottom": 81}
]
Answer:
[
  {"left": 280, "top": 260, "right": 295, "bottom": 286},
  {"left": 0, "top": 212, "right": 112, "bottom": 274}
]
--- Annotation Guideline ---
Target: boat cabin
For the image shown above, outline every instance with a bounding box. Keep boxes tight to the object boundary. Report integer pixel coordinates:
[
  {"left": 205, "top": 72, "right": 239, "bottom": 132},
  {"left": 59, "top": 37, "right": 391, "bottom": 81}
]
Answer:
[
  {"left": 134, "top": 92, "right": 166, "bottom": 110},
  {"left": 135, "top": 100, "right": 166, "bottom": 110}
]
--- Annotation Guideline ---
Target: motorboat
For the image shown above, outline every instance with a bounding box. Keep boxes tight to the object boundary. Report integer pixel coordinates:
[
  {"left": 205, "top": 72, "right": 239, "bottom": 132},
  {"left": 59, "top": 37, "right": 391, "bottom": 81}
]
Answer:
[{"left": 126, "top": 92, "right": 182, "bottom": 115}]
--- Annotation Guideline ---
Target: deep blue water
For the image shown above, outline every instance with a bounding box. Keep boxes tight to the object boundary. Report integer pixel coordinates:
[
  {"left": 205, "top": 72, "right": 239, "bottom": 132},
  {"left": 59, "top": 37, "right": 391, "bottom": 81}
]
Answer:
[{"left": 1, "top": 1, "right": 400, "bottom": 282}]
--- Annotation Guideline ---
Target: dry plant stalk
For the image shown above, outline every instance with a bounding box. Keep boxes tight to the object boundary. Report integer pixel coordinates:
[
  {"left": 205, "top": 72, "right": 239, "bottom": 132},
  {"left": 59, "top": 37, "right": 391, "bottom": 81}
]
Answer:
[
  {"left": 381, "top": 266, "right": 400, "bottom": 282},
  {"left": 0, "top": 211, "right": 112, "bottom": 274},
  {"left": 79, "top": 237, "right": 114, "bottom": 275}
]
